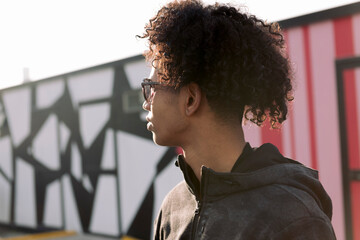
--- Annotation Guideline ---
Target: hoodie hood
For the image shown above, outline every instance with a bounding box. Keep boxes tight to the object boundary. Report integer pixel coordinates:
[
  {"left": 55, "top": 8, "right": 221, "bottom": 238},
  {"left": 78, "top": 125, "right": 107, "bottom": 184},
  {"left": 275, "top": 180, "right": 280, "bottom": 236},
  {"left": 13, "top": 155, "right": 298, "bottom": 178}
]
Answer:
[{"left": 176, "top": 143, "right": 333, "bottom": 220}]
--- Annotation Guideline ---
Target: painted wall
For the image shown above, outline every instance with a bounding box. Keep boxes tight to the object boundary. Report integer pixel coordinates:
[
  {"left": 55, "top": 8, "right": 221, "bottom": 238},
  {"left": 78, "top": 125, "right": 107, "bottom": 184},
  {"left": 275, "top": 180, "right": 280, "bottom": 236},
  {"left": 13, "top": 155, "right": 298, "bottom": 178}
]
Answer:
[{"left": 0, "top": 57, "right": 183, "bottom": 239}]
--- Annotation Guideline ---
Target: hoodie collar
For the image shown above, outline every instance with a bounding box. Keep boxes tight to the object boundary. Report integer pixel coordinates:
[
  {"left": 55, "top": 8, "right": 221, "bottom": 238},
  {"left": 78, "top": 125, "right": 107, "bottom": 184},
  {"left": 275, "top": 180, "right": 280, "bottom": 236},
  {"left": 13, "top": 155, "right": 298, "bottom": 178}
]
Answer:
[{"left": 175, "top": 142, "right": 253, "bottom": 200}]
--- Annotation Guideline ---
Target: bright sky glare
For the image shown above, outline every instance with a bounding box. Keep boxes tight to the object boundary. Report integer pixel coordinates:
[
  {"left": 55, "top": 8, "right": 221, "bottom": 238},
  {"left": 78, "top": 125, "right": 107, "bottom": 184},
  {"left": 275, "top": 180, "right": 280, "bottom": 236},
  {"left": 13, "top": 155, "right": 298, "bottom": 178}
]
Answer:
[{"left": 0, "top": 0, "right": 358, "bottom": 89}]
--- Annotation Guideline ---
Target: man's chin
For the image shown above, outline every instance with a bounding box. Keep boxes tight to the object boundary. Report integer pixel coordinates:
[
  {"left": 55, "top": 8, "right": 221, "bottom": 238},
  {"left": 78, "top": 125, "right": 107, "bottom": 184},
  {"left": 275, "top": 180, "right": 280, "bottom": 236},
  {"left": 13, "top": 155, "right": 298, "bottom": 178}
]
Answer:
[
  {"left": 152, "top": 135, "right": 165, "bottom": 146},
  {"left": 152, "top": 135, "right": 179, "bottom": 147},
  {"left": 152, "top": 134, "right": 170, "bottom": 146}
]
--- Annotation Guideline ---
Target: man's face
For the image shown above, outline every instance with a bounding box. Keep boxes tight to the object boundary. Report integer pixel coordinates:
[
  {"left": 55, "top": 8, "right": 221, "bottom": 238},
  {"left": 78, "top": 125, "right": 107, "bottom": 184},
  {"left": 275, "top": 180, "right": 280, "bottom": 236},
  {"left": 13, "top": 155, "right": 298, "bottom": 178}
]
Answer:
[{"left": 142, "top": 67, "right": 186, "bottom": 146}]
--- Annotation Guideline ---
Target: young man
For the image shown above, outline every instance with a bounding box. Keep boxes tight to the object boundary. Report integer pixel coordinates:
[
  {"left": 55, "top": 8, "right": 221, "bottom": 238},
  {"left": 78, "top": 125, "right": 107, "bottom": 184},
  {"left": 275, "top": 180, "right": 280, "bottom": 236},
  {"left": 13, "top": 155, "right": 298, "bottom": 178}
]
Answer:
[{"left": 139, "top": 0, "right": 336, "bottom": 239}]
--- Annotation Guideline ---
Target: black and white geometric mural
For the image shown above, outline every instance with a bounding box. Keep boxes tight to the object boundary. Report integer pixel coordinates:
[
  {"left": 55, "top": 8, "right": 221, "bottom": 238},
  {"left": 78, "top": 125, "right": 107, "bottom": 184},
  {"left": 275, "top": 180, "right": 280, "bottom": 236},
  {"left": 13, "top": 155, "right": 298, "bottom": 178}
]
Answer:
[{"left": 0, "top": 55, "right": 183, "bottom": 239}]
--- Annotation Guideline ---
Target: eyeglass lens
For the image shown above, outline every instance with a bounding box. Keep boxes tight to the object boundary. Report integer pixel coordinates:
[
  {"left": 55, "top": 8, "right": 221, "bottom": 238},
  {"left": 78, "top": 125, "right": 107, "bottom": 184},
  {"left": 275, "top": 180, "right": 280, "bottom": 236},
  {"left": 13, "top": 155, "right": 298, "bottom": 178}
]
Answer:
[{"left": 143, "top": 85, "right": 151, "bottom": 102}]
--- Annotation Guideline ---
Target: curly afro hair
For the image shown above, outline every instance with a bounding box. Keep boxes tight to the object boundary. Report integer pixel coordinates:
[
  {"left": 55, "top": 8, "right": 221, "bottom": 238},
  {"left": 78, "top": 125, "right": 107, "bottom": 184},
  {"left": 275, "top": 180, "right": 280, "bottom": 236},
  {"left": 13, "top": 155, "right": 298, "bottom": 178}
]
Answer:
[{"left": 138, "top": 0, "right": 293, "bottom": 128}]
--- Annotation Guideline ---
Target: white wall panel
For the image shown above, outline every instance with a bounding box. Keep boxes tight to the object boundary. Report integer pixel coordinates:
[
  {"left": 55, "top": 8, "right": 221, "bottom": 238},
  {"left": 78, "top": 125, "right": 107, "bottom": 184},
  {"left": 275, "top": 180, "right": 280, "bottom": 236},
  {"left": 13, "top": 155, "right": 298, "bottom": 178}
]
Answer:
[
  {"left": 33, "top": 114, "right": 60, "bottom": 170},
  {"left": 67, "top": 68, "right": 114, "bottom": 109},
  {"left": 79, "top": 103, "right": 110, "bottom": 149},
  {"left": 15, "top": 158, "right": 36, "bottom": 227},
  {"left": 71, "top": 143, "right": 82, "bottom": 181},
  {"left": 36, "top": 78, "right": 64, "bottom": 109},
  {"left": 89, "top": 175, "right": 119, "bottom": 236},
  {"left": 0, "top": 174, "right": 11, "bottom": 223},
  {"left": 2, "top": 87, "right": 31, "bottom": 147},
  {"left": 43, "top": 180, "right": 62, "bottom": 228},
  {"left": 101, "top": 129, "right": 115, "bottom": 170},
  {"left": 124, "top": 60, "right": 150, "bottom": 89},
  {"left": 0, "top": 136, "right": 13, "bottom": 179},
  {"left": 117, "top": 131, "right": 167, "bottom": 233}
]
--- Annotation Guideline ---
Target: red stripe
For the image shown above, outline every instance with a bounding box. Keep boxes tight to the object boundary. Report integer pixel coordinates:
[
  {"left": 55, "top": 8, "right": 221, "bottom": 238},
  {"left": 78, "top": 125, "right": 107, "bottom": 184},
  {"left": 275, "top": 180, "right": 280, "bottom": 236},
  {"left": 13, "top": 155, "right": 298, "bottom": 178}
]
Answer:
[
  {"left": 283, "top": 30, "right": 296, "bottom": 159},
  {"left": 343, "top": 69, "right": 360, "bottom": 169},
  {"left": 303, "top": 26, "right": 318, "bottom": 170},
  {"left": 261, "top": 120, "right": 283, "bottom": 153},
  {"left": 334, "top": 17, "right": 355, "bottom": 58}
]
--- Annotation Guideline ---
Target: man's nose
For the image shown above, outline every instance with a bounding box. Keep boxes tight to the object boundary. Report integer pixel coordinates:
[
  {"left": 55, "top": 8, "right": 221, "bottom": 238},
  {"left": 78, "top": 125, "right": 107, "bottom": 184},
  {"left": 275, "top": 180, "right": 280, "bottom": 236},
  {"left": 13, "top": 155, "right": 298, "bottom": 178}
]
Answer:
[{"left": 143, "top": 100, "right": 150, "bottom": 111}]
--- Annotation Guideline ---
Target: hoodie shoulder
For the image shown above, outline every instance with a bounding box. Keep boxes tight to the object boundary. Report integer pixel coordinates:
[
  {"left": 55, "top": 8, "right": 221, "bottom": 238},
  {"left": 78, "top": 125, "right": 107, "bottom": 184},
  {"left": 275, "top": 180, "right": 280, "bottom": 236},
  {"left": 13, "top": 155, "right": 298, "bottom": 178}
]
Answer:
[
  {"left": 224, "top": 143, "right": 333, "bottom": 221},
  {"left": 272, "top": 216, "right": 336, "bottom": 240},
  {"left": 200, "top": 179, "right": 336, "bottom": 239}
]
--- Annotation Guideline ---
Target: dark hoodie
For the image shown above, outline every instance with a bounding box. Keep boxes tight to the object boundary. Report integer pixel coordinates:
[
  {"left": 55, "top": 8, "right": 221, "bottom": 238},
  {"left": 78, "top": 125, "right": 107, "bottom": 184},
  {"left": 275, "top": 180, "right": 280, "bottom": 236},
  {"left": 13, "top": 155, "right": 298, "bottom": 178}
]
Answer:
[{"left": 153, "top": 143, "right": 336, "bottom": 239}]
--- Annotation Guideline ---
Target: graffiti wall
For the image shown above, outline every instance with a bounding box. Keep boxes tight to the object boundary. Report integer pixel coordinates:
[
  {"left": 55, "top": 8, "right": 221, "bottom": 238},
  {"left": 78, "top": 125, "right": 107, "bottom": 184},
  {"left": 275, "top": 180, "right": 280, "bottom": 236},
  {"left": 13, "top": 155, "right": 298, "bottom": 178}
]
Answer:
[{"left": 0, "top": 56, "right": 183, "bottom": 239}]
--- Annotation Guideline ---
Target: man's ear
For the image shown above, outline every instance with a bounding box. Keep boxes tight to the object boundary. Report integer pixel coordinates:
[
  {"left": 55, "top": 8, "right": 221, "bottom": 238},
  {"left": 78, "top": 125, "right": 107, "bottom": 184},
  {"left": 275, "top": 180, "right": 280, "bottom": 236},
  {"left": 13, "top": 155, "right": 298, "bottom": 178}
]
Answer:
[{"left": 184, "top": 82, "right": 202, "bottom": 116}]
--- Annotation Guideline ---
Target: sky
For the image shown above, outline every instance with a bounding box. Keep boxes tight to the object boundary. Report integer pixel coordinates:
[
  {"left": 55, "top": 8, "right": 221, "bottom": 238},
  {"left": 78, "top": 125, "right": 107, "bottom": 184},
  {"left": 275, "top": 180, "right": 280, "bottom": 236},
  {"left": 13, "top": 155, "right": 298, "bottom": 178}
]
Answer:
[{"left": 0, "top": 0, "right": 359, "bottom": 89}]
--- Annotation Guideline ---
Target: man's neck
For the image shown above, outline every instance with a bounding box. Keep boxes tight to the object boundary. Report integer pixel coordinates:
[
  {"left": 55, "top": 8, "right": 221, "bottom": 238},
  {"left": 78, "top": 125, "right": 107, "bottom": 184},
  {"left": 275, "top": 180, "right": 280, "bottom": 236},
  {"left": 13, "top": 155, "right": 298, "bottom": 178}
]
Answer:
[{"left": 181, "top": 122, "right": 246, "bottom": 181}]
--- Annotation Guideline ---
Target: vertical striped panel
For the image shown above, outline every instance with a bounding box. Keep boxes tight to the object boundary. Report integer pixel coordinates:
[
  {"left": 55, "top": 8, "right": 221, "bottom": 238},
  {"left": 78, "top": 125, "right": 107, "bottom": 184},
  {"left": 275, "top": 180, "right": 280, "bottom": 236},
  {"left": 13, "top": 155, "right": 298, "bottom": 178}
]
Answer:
[
  {"left": 334, "top": 16, "right": 358, "bottom": 240},
  {"left": 303, "top": 26, "right": 318, "bottom": 170},
  {"left": 286, "top": 27, "right": 312, "bottom": 167},
  {"left": 309, "top": 20, "right": 344, "bottom": 240},
  {"left": 281, "top": 31, "right": 295, "bottom": 159}
]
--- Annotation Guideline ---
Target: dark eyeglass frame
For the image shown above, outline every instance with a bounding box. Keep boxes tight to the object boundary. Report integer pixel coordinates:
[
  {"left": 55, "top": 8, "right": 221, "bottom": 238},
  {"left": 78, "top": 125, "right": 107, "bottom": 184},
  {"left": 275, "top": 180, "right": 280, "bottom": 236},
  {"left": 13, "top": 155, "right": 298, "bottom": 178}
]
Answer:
[{"left": 141, "top": 78, "right": 162, "bottom": 102}]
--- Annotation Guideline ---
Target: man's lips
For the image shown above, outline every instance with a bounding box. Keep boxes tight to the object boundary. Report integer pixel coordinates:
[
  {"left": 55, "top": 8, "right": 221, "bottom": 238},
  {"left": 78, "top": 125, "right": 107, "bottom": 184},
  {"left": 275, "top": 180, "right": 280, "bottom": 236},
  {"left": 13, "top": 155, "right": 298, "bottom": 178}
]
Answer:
[{"left": 146, "top": 117, "right": 153, "bottom": 130}]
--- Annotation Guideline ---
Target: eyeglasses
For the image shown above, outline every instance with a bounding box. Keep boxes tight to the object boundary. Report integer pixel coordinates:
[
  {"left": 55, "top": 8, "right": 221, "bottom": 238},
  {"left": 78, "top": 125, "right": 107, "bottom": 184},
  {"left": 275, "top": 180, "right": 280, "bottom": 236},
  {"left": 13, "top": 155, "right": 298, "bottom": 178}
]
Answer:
[{"left": 141, "top": 78, "right": 162, "bottom": 103}]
